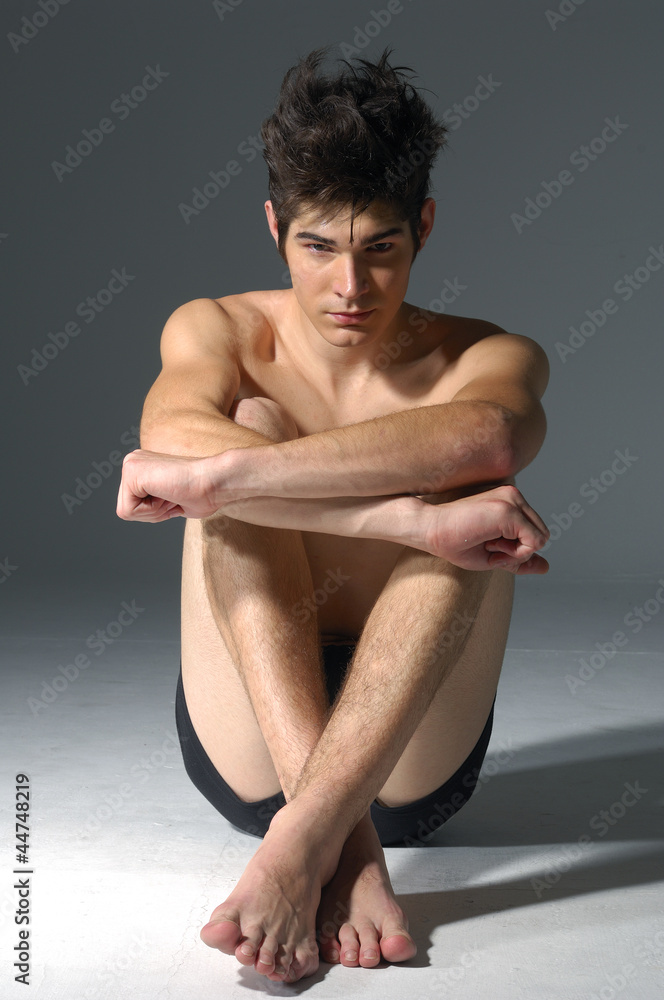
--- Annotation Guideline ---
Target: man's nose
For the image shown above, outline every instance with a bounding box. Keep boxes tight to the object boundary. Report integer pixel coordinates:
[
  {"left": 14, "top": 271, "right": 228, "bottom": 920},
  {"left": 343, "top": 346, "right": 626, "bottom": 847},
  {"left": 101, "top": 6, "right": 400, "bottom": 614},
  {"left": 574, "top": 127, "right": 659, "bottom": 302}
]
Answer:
[{"left": 332, "top": 255, "right": 370, "bottom": 300}]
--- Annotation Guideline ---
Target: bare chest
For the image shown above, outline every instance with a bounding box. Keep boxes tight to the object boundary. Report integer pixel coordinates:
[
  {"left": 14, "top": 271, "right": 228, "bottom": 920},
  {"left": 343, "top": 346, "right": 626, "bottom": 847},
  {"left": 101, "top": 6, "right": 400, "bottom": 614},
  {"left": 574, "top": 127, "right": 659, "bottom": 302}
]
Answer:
[{"left": 231, "top": 321, "right": 467, "bottom": 642}]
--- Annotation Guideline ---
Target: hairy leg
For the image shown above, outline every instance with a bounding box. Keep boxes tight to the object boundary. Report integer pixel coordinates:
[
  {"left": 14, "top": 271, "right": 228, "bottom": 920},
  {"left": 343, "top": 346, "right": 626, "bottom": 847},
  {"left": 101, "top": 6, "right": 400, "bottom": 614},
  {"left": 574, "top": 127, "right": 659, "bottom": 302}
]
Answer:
[
  {"left": 182, "top": 398, "right": 513, "bottom": 980},
  {"left": 182, "top": 397, "right": 333, "bottom": 980},
  {"left": 181, "top": 396, "right": 327, "bottom": 805},
  {"left": 316, "top": 546, "right": 514, "bottom": 967}
]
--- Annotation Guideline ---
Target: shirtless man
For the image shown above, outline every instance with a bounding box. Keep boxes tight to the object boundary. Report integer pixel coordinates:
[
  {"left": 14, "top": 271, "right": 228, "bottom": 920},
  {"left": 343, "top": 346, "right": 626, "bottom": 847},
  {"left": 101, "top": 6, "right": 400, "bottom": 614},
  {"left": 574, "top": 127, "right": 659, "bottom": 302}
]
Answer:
[{"left": 116, "top": 48, "right": 550, "bottom": 984}]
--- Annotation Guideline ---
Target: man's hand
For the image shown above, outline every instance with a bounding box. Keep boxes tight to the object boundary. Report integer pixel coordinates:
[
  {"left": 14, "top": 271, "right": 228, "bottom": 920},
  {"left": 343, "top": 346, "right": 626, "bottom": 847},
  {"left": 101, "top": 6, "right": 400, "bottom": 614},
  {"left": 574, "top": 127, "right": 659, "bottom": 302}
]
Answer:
[
  {"left": 116, "top": 449, "right": 228, "bottom": 522},
  {"left": 424, "top": 483, "right": 550, "bottom": 574}
]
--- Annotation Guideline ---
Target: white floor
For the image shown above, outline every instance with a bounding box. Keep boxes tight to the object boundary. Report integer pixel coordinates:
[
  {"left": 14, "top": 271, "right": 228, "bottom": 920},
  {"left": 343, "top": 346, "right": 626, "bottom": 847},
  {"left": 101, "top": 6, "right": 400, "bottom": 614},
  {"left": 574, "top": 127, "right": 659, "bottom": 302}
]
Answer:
[{"left": 2, "top": 577, "right": 663, "bottom": 999}]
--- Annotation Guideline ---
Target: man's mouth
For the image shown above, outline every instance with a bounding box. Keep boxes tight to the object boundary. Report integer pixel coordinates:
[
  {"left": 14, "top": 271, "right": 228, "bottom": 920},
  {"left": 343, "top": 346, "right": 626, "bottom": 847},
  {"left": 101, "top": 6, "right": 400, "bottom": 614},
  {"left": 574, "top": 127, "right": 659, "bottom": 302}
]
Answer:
[{"left": 327, "top": 309, "right": 375, "bottom": 324}]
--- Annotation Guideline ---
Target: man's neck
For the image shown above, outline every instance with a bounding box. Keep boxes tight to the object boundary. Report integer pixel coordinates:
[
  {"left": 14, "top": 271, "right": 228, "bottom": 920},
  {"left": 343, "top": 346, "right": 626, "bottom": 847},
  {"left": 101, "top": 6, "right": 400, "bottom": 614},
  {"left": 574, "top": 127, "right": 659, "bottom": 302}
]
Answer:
[{"left": 283, "top": 291, "right": 410, "bottom": 394}]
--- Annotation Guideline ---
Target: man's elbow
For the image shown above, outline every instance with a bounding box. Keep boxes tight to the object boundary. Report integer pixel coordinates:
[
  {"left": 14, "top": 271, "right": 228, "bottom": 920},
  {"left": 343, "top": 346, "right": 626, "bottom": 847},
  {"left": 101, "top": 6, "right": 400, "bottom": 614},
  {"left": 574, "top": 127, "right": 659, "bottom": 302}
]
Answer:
[
  {"left": 501, "top": 401, "right": 548, "bottom": 477},
  {"left": 139, "top": 413, "right": 166, "bottom": 452}
]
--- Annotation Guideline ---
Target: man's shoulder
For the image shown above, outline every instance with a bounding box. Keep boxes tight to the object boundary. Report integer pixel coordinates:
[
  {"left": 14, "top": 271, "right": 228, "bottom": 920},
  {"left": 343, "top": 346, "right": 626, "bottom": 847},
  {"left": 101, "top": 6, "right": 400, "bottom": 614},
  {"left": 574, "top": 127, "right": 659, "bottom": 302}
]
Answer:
[
  {"left": 213, "top": 289, "right": 289, "bottom": 327},
  {"left": 441, "top": 317, "right": 550, "bottom": 395},
  {"left": 167, "top": 290, "right": 287, "bottom": 355},
  {"left": 437, "top": 314, "right": 529, "bottom": 347}
]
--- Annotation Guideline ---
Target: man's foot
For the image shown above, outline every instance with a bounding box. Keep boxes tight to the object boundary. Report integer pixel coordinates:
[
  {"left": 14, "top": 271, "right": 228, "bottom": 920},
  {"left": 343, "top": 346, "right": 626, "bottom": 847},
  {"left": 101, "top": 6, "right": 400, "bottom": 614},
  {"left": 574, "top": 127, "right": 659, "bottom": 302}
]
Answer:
[
  {"left": 316, "top": 812, "right": 417, "bottom": 968},
  {"left": 200, "top": 801, "right": 341, "bottom": 983}
]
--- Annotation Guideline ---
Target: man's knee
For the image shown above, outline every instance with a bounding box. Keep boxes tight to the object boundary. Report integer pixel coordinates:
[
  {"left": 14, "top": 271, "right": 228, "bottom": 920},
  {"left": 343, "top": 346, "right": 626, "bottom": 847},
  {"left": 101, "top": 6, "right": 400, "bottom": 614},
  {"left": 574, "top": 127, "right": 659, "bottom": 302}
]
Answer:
[{"left": 228, "top": 396, "right": 299, "bottom": 443}]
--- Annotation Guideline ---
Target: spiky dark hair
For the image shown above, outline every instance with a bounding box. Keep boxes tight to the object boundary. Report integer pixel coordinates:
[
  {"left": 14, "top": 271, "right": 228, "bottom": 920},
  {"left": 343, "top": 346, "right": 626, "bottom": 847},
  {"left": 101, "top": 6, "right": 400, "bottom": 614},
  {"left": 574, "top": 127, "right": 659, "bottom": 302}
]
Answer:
[{"left": 260, "top": 46, "right": 448, "bottom": 260}]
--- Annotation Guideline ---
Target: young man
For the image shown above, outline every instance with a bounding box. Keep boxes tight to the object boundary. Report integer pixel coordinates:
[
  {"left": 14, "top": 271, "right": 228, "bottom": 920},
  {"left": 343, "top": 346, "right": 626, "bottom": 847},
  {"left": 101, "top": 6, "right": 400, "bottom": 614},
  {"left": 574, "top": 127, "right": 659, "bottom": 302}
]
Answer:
[{"left": 117, "top": 48, "right": 550, "bottom": 984}]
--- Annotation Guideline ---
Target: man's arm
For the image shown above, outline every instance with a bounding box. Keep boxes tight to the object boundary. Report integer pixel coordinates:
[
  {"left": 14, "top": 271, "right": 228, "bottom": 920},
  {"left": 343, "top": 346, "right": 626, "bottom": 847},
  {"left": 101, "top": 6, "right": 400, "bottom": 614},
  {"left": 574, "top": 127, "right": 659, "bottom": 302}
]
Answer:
[
  {"left": 130, "top": 296, "right": 431, "bottom": 548},
  {"left": 215, "top": 330, "right": 550, "bottom": 501},
  {"left": 139, "top": 296, "right": 273, "bottom": 456}
]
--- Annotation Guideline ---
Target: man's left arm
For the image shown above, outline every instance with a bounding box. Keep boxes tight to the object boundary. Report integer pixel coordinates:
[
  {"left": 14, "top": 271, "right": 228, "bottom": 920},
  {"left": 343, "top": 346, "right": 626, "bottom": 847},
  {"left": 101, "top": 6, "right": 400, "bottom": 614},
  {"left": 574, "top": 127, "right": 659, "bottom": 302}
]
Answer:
[{"left": 220, "top": 332, "right": 550, "bottom": 500}]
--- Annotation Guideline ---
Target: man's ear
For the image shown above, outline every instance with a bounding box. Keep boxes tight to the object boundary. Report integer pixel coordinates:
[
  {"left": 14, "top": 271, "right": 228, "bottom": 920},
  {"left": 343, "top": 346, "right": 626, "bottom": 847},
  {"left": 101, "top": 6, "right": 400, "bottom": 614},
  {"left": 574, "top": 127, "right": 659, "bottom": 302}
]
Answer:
[
  {"left": 264, "top": 200, "right": 280, "bottom": 246},
  {"left": 417, "top": 198, "right": 436, "bottom": 252}
]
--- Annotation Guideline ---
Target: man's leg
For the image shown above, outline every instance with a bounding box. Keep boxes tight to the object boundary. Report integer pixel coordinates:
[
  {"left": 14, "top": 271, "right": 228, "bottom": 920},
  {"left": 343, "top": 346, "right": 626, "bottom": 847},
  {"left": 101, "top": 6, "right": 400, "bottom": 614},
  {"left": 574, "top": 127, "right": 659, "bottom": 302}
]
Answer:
[
  {"left": 180, "top": 397, "right": 414, "bottom": 981},
  {"left": 181, "top": 396, "right": 513, "bottom": 979},
  {"left": 180, "top": 396, "right": 331, "bottom": 804},
  {"left": 315, "top": 549, "right": 514, "bottom": 966}
]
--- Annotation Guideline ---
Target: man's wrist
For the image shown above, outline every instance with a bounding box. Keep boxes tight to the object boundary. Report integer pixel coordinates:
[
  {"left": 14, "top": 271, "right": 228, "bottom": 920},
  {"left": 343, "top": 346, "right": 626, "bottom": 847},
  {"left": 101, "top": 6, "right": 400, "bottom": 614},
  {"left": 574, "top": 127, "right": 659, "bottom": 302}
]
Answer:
[
  {"left": 206, "top": 443, "right": 281, "bottom": 509},
  {"left": 359, "top": 494, "right": 430, "bottom": 551}
]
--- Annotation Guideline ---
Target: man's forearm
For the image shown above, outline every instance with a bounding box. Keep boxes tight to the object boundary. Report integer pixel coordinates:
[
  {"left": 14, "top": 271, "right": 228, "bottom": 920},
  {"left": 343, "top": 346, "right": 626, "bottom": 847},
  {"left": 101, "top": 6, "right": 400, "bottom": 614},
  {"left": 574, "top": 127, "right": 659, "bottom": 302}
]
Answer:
[
  {"left": 209, "top": 492, "right": 428, "bottom": 550},
  {"left": 223, "top": 400, "right": 513, "bottom": 500}
]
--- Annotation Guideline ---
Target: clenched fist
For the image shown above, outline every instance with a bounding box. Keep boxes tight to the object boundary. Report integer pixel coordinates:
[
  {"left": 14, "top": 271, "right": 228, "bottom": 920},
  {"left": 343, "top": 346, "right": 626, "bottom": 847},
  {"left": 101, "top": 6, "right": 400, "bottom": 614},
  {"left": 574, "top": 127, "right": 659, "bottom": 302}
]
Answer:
[
  {"left": 425, "top": 484, "right": 550, "bottom": 574},
  {"left": 116, "top": 449, "right": 223, "bottom": 522}
]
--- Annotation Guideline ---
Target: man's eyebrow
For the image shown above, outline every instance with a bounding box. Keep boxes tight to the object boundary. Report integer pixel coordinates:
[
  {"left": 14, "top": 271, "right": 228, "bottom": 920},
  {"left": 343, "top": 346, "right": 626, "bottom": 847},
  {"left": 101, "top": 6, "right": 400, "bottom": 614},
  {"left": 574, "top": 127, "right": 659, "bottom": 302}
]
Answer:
[{"left": 294, "top": 226, "right": 405, "bottom": 247}]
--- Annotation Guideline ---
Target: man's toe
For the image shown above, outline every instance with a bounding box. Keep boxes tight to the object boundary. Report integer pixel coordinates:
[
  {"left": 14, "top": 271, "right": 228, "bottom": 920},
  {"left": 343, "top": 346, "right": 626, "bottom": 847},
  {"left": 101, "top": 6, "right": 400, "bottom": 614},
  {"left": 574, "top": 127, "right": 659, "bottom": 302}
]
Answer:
[
  {"left": 358, "top": 924, "right": 381, "bottom": 967},
  {"left": 200, "top": 910, "right": 242, "bottom": 953},
  {"left": 380, "top": 926, "right": 417, "bottom": 963}
]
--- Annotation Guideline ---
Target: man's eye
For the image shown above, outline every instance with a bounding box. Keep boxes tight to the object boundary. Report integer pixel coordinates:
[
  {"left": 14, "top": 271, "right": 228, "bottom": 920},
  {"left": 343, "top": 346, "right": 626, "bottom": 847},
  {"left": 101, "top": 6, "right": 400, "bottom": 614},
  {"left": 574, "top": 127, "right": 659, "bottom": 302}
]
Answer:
[{"left": 306, "top": 242, "right": 393, "bottom": 254}]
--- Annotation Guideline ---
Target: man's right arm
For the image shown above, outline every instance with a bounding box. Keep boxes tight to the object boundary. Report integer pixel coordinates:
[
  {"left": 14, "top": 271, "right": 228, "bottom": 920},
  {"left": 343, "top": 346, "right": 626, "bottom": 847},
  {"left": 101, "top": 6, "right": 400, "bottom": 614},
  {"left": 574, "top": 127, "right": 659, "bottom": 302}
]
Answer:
[
  {"left": 139, "top": 297, "right": 268, "bottom": 456},
  {"left": 135, "top": 297, "right": 426, "bottom": 541}
]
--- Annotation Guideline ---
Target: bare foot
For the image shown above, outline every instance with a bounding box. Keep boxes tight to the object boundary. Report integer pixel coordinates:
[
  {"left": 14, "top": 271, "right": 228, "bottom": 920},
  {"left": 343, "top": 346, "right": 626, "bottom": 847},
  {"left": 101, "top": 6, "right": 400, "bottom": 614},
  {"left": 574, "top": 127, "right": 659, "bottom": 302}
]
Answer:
[
  {"left": 200, "top": 800, "right": 342, "bottom": 983},
  {"left": 316, "top": 812, "right": 417, "bottom": 968}
]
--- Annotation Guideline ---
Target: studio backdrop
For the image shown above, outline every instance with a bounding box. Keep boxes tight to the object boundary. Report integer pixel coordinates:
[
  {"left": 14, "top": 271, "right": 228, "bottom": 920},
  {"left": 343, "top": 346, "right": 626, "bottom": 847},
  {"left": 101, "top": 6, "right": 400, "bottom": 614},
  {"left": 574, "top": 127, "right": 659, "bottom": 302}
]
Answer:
[{"left": 4, "top": 0, "right": 663, "bottom": 619}]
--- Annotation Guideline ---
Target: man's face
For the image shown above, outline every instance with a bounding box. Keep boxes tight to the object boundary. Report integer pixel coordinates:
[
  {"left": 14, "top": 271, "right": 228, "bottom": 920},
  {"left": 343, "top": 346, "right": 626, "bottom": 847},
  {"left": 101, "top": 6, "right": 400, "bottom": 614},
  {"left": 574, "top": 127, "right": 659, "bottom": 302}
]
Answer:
[{"left": 266, "top": 198, "right": 435, "bottom": 347}]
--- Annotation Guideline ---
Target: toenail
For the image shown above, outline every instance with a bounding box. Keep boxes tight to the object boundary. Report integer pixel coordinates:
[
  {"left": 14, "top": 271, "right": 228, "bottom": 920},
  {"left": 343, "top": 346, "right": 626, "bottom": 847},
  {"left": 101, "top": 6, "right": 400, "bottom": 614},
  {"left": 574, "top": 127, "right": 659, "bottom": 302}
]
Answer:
[
  {"left": 240, "top": 944, "right": 253, "bottom": 956},
  {"left": 364, "top": 949, "right": 378, "bottom": 959},
  {"left": 329, "top": 949, "right": 339, "bottom": 961},
  {"left": 345, "top": 950, "right": 358, "bottom": 961}
]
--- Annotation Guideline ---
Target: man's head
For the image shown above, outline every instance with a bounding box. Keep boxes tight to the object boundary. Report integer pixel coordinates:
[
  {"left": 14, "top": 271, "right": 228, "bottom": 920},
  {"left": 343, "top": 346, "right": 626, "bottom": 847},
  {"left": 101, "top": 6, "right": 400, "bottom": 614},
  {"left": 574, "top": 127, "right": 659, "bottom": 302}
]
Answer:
[{"left": 260, "top": 46, "right": 448, "bottom": 263}]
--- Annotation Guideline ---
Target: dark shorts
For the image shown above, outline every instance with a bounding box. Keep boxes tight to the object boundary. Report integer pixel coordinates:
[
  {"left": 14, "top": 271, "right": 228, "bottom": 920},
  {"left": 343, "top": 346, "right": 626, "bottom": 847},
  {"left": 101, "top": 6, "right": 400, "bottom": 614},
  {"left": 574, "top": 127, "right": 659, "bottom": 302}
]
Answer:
[{"left": 174, "top": 643, "right": 495, "bottom": 847}]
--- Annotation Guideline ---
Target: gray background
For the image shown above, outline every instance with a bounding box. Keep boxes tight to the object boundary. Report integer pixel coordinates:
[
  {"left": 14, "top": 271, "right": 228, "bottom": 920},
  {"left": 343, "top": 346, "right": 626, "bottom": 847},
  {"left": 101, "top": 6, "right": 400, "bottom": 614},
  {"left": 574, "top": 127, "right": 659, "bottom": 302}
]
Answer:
[
  {"left": 2, "top": 7, "right": 663, "bottom": 997},
  {"left": 3, "top": 0, "right": 663, "bottom": 621}
]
